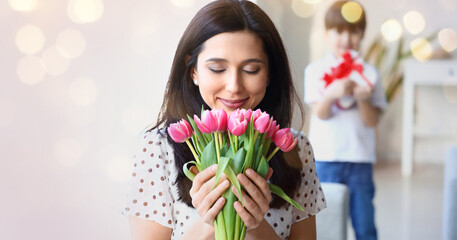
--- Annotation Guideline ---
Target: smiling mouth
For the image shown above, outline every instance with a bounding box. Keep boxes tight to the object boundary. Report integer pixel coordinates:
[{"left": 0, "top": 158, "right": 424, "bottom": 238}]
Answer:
[{"left": 219, "top": 98, "right": 248, "bottom": 109}]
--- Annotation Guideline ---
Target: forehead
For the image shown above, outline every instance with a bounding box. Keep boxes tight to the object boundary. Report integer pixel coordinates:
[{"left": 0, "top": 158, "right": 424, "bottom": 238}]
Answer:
[{"left": 198, "top": 31, "right": 267, "bottom": 60}]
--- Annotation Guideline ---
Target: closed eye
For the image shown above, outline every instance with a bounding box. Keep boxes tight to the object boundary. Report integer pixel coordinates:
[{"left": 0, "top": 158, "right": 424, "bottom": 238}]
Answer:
[
  {"left": 209, "top": 68, "right": 226, "bottom": 74},
  {"left": 244, "top": 69, "right": 260, "bottom": 74}
]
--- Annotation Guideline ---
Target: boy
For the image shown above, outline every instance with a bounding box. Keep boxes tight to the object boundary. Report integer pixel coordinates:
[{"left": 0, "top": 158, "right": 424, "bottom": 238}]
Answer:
[{"left": 304, "top": 1, "right": 387, "bottom": 240}]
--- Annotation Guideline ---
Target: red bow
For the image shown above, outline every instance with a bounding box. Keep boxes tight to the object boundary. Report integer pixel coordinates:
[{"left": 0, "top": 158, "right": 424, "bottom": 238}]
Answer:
[{"left": 322, "top": 51, "right": 372, "bottom": 88}]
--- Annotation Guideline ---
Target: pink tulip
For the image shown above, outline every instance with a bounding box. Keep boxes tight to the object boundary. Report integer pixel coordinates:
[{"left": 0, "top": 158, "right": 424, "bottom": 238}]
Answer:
[
  {"left": 228, "top": 109, "right": 248, "bottom": 136},
  {"left": 254, "top": 112, "right": 271, "bottom": 133},
  {"left": 266, "top": 120, "right": 279, "bottom": 140},
  {"left": 274, "top": 128, "right": 298, "bottom": 152},
  {"left": 241, "top": 109, "right": 252, "bottom": 123},
  {"left": 251, "top": 109, "right": 262, "bottom": 123},
  {"left": 167, "top": 119, "right": 193, "bottom": 143},
  {"left": 194, "top": 109, "right": 227, "bottom": 134},
  {"left": 212, "top": 109, "right": 227, "bottom": 132}
]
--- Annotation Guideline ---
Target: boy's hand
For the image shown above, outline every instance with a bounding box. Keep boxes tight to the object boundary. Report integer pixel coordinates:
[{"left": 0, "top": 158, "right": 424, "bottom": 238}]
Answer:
[
  {"left": 353, "top": 84, "right": 373, "bottom": 102},
  {"left": 323, "top": 78, "right": 355, "bottom": 100}
]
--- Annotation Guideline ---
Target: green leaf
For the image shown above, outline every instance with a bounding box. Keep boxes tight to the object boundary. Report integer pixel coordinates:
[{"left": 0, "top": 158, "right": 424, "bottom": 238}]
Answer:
[
  {"left": 183, "top": 161, "right": 198, "bottom": 181},
  {"left": 187, "top": 114, "right": 207, "bottom": 147},
  {"left": 226, "top": 145, "right": 234, "bottom": 159},
  {"left": 212, "top": 157, "right": 231, "bottom": 190},
  {"left": 220, "top": 144, "right": 228, "bottom": 157},
  {"left": 269, "top": 183, "right": 305, "bottom": 212},
  {"left": 224, "top": 165, "right": 243, "bottom": 205},
  {"left": 231, "top": 147, "right": 246, "bottom": 174},
  {"left": 216, "top": 210, "right": 227, "bottom": 240},
  {"left": 253, "top": 144, "right": 263, "bottom": 170},
  {"left": 257, "top": 156, "right": 269, "bottom": 179},
  {"left": 223, "top": 191, "right": 237, "bottom": 240},
  {"left": 201, "top": 139, "right": 217, "bottom": 169}
]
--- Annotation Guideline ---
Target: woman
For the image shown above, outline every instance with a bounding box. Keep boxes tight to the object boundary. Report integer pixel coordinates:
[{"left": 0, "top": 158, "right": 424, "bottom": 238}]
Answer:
[{"left": 123, "top": 1, "right": 326, "bottom": 239}]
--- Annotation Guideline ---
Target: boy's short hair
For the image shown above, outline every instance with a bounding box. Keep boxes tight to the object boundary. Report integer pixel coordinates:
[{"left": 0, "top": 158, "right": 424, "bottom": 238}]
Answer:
[{"left": 325, "top": 1, "right": 366, "bottom": 33}]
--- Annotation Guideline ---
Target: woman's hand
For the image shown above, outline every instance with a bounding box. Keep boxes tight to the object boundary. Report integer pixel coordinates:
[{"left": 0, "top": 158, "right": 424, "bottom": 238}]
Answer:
[
  {"left": 232, "top": 168, "right": 273, "bottom": 230},
  {"left": 189, "top": 164, "right": 230, "bottom": 225}
]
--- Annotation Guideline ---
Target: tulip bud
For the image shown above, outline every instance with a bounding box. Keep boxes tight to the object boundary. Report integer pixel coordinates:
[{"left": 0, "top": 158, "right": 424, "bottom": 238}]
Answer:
[
  {"left": 273, "top": 128, "right": 298, "bottom": 152},
  {"left": 253, "top": 112, "right": 271, "bottom": 133},
  {"left": 266, "top": 120, "right": 279, "bottom": 140},
  {"left": 228, "top": 109, "right": 248, "bottom": 136},
  {"left": 167, "top": 119, "right": 193, "bottom": 143},
  {"left": 211, "top": 109, "right": 227, "bottom": 132}
]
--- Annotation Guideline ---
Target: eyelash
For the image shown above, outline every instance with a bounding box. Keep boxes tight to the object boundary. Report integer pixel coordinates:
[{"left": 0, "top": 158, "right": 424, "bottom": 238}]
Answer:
[{"left": 209, "top": 68, "right": 260, "bottom": 75}]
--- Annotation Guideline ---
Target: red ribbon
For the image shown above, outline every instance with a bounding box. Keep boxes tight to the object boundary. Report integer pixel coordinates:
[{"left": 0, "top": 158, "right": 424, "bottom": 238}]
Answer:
[{"left": 321, "top": 51, "right": 373, "bottom": 88}]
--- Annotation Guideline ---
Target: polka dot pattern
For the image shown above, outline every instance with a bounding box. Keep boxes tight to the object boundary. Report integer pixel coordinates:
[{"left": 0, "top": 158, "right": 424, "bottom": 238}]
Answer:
[{"left": 122, "top": 129, "right": 326, "bottom": 240}]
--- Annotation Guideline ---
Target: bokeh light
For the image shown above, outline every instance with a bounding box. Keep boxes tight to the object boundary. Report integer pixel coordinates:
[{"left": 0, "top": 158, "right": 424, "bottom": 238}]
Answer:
[
  {"left": 381, "top": 19, "right": 402, "bottom": 42},
  {"left": 68, "top": 77, "right": 98, "bottom": 106},
  {"left": 403, "top": 11, "right": 426, "bottom": 35},
  {"left": 291, "top": 0, "right": 316, "bottom": 18},
  {"left": 8, "top": 0, "right": 37, "bottom": 12},
  {"left": 410, "top": 38, "right": 432, "bottom": 61},
  {"left": 98, "top": 145, "right": 131, "bottom": 183},
  {"left": 438, "top": 28, "right": 457, "bottom": 52},
  {"left": 56, "top": 29, "right": 86, "bottom": 59},
  {"left": 0, "top": 98, "right": 15, "bottom": 128},
  {"left": 442, "top": 77, "right": 457, "bottom": 103},
  {"left": 341, "top": 1, "right": 363, "bottom": 23},
  {"left": 170, "top": 0, "right": 195, "bottom": 8},
  {"left": 54, "top": 138, "right": 83, "bottom": 167},
  {"left": 67, "top": 0, "right": 104, "bottom": 24},
  {"left": 15, "top": 25, "right": 45, "bottom": 55},
  {"left": 41, "top": 46, "right": 70, "bottom": 76},
  {"left": 17, "top": 55, "right": 46, "bottom": 85}
]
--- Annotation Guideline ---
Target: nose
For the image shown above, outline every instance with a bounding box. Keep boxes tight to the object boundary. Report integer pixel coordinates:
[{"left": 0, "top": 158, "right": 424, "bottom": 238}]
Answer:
[
  {"left": 225, "top": 70, "right": 243, "bottom": 93},
  {"left": 341, "top": 31, "right": 351, "bottom": 46}
]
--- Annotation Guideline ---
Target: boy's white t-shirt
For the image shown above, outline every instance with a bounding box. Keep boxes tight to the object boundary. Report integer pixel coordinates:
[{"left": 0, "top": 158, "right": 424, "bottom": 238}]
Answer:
[{"left": 304, "top": 51, "right": 387, "bottom": 163}]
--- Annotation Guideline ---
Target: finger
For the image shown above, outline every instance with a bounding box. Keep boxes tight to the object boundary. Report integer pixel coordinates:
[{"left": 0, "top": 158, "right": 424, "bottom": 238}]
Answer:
[
  {"left": 265, "top": 168, "right": 273, "bottom": 181},
  {"left": 243, "top": 169, "right": 272, "bottom": 203},
  {"left": 233, "top": 201, "right": 258, "bottom": 230},
  {"left": 233, "top": 176, "right": 269, "bottom": 217},
  {"left": 201, "top": 197, "right": 226, "bottom": 225},
  {"left": 195, "top": 179, "right": 230, "bottom": 214},
  {"left": 191, "top": 164, "right": 217, "bottom": 193}
]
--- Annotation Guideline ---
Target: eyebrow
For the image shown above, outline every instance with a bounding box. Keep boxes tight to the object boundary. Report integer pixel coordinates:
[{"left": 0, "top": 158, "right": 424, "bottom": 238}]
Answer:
[{"left": 205, "top": 58, "right": 265, "bottom": 64}]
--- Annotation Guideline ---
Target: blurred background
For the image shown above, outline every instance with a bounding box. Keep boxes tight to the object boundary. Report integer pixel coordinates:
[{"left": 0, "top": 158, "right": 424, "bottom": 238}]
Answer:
[{"left": 0, "top": 0, "right": 456, "bottom": 239}]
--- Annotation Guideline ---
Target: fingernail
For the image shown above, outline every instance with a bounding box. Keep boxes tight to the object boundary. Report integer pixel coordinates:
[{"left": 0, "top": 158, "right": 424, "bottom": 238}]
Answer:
[
  {"left": 246, "top": 169, "right": 254, "bottom": 175},
  {"left": 218, "top": 197, "right": 225, "bottom": 204},
  {"left": 238, "top": 174, "right": 246, "bottom": 181},
  {"left": 211, "top": 165, "right": 217, "bottom": 170}
]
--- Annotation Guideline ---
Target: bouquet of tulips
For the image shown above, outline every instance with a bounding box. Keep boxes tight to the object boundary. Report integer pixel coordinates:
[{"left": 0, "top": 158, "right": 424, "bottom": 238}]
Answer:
[{"left": 167, "top": 108, "right": 304, "bottom": 240}]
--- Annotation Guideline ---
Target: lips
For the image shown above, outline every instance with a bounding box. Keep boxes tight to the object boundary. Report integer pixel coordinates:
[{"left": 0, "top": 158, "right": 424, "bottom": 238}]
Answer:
[{"left": 219, "top": 98, "right": 248, "bottom": 109}]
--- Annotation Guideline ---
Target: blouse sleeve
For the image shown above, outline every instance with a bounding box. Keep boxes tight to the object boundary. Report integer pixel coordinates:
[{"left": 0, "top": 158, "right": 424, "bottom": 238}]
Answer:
[
  {"left": 122, "top": 129, "right": 176, "bottom": 229},
  {"left": 291, "top": 132, "right": 327, "bottom": 223}
]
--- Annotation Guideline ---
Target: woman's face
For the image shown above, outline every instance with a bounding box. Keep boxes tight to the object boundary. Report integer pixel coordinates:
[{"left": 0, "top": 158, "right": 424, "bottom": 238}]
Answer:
[{"left": 192, "top": 30, "right": 269, "bottom": 115}]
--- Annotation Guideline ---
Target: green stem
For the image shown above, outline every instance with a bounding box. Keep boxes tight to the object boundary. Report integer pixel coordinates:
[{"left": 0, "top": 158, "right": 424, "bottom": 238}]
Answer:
[
  {"left": 214, "top": 133, "right": 220, "bottom": 163},
  {"left": 185, "top": 139, "right": 200, "bottom": 165},
  {"left": 266, "top": 147, "right": 280, "bottom": 162},
  {"left": 228, "top": 132, "right": 236, "bottom": 155}
]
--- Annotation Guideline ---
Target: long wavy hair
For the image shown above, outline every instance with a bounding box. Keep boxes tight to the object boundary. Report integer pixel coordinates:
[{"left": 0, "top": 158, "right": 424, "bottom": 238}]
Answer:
[{"left": 152, "top": 0, "right": 305, "bottom": 208}]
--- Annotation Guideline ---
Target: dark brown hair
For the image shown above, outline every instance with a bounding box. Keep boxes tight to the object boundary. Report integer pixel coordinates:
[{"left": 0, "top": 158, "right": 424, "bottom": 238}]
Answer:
[
  {"left": 153, "top": 0, "right": 305, "bottom": 208},
  {"left": 325, "top": 0, "right": 366, "bottom": 33}
]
